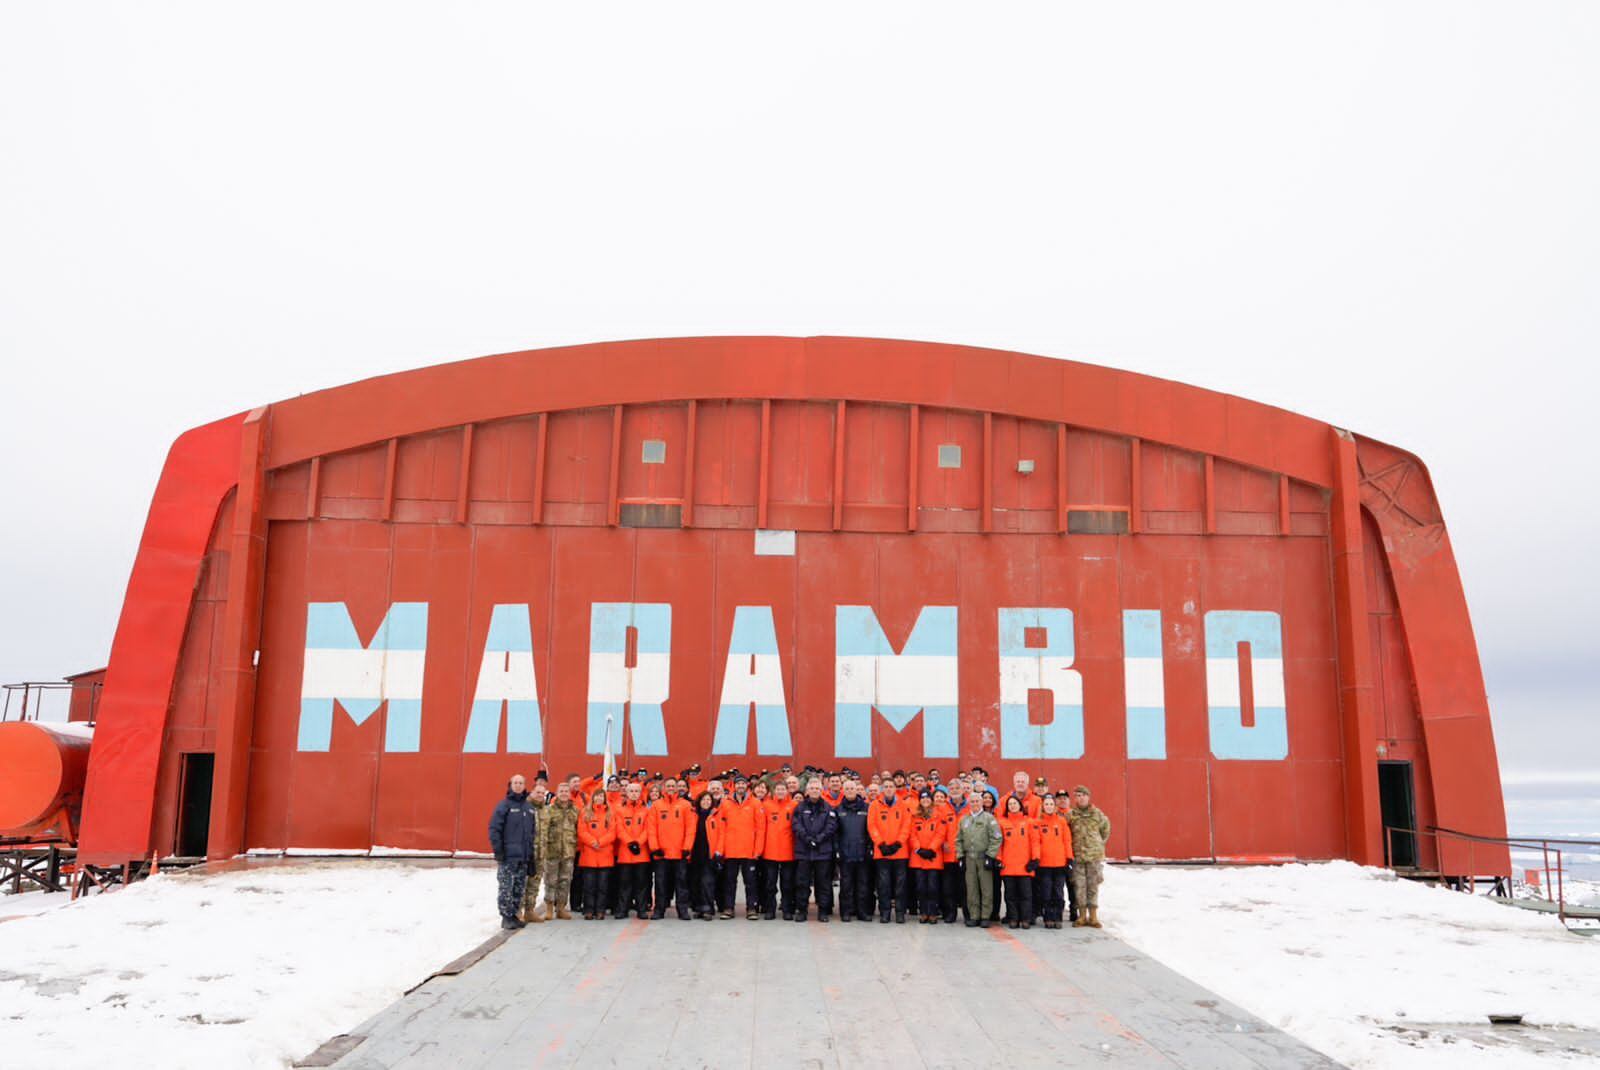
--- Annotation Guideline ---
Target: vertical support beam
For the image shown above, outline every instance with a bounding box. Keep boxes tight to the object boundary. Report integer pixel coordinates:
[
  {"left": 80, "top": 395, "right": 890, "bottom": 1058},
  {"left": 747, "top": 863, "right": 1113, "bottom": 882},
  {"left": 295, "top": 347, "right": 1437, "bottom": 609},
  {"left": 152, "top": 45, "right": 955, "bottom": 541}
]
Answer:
[
  {"left": 531, "top": 412, "right": 548, "bottom": 525},
  {"left": 1203, "top": 454, "right": 1216, "bottom": 534},
  {"left": 1330, "top": 428, "right": 1384, "bottom": 866},
  {"left": 607, "top": 404, "right": 623, "bottom": 526},
  {"left": 907, "top": 404, "right": 920, "bottom": 532},
  {"left": 831, "top": 400, "right": 846, "bottom": 531},
  {"left": 381, "top": 437, "right": 398, "bottom": 521},
  {"left": 1055, "top": 424, "right": 1068, "bottom": 533},
  {"left": 757, "top": 399, "right": 771, "bottom": 530},
  {"left": 305, "top": 456, "right": 321, "bottom": 520},
  {"left": 682, "top": 400, "right": 698, "bottom": 527},
  {"left": 455, "top": 423, "right": 474, "bottom": 524},
  {"left": 1278, "top": 474, "right": 1291, "bottom": 536},
  {"left": 981, "top": 412, "right": 993, "bottom": 533},
  {"left": 208, "top": 407, "right": 271, "bottom": 861},
  {"left": 1129, "top": 437, "right": 1143, "bottom": 535}
]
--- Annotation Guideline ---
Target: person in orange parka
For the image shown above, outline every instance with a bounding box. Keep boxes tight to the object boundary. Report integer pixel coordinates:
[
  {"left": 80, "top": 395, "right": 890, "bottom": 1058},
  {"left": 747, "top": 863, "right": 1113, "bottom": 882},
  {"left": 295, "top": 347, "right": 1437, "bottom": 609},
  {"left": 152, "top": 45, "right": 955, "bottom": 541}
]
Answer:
[
  {"left": 717, "top": 775, "right": 766, "bottom": 918},
  {"left": 576, "top": 794, "right": 618, "bottom": 920},
  {"left": 868, "top": 781, "right": 913, "bottom": 923},
  {"left": 997, "top": 794, "right": 1041, "bottom": 929},
  {"left": 1032, "top": 791, "right": 1074, "bottom": 928},
  {"left": 907, "top": 791, "right": 948, "bottom": 924},
  {"left": 760, "top": 782, "right": 798, "bottom": 920},
  {"left": 645, "top": 778, "right": 697, "bottom": 921},
  {"left": 612, "top": 781, "right": 653, "bottom": 920}
]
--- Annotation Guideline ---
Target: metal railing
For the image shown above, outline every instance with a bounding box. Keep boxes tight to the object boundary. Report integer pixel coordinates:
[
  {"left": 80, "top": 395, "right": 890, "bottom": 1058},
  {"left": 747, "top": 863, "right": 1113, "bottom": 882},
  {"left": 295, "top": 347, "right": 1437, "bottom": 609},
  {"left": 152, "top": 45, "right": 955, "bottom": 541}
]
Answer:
[
  {"left": 1386, "top": 823, "right": 1599, "bottom": 927},
  {"left": 0, "top": 679, "right": 100, "bottom": 723}
]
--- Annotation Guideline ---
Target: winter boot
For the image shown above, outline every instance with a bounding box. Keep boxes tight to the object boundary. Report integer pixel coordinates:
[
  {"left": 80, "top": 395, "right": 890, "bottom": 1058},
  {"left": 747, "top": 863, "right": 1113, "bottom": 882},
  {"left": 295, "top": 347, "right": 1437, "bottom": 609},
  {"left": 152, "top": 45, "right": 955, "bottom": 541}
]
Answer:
[
  {"left": 1088, "top": 907, "right": 1101, "bottom": 929},
  {"left": 556, "top": 906, "right": 573, "bottom": 920}
]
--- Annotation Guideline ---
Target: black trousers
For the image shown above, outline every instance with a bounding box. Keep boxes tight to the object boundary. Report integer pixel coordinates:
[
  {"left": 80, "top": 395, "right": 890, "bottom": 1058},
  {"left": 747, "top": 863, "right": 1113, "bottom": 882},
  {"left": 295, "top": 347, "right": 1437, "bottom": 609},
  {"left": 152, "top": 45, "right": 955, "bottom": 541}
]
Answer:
[
  {"left": 652, "top": 858, "right": 690, "bottom": 917},
  {"left": 1002, "top": 874, "right": 1033, "bottom": 922},
  {"left": 571, "top": 862, "right": 586, "bottom": 908},
  {"left": 941, "top": 862, "right": 964, "bottom": 921},
  {"left": 580, "top": 867, "right": 610, "bottom": 913},
  {"left": 913, "top": 867, "right": 941, "bottom": 914},
  {"left": 763, "top": 860, "right": 796, "bottom": 918},
  {"left": 718, "top": 857, "right": 762, "bottom": 914},
  {"left": 614, "top": 862, "right": 650, "bottom": 916},
  {"left": 1038, "top": 866, "right": 1067, "bottom": 922},
  {"left": 864, "top": 858, "right": 878, "bottom": 914},
  {"left": 1065, "top": 859, "right": 1079, "bottom": 921},
  {"left": 688, "top": 859, "right": 718, "bottom": 914},
  {"left": 839, "top": 860, "right": 872, "bottom": 919},
  {"left": 794, "top": 858, "right": 835, "bottom": 918},
  {"left": 875, "top": 859, "right": 908, "bottom": 918}
]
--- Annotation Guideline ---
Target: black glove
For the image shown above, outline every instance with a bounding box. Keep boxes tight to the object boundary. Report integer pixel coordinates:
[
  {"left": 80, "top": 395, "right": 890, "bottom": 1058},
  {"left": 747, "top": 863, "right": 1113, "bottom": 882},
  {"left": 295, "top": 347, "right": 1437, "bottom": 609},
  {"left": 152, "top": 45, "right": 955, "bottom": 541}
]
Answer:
[
  {"left": 808, "top": 839, "right": 819, "bottom": 850},
  {"left": 628, "top": 841, "right": 641, "bottom": 855},
  {"left": 885, "top": 842, "right": 901, "bottom": 855},
  {"left": 1026, "top": 859, "right": 1039, "bottom": 873},
  {"left": 985, "top": 856, "right": 999, "bottom": 871},
  {"left": 651, "top": 849, "right": 665, "bottom": 860},
  {"left": 916, "top": 848, "right": 937, "bottom": 861},
  {"left": 877, "top": 842, "right": 894, "bottom": 857}
]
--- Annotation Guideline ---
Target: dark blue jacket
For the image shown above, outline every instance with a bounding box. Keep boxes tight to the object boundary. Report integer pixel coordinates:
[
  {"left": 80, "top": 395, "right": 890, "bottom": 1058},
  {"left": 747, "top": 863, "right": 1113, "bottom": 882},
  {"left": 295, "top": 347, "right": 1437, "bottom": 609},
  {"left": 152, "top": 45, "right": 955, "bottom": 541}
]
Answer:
[
  {"left": 834, "top": 796, "right": 871, "bottom": 862},
  {"left": 792, "top": 797, "right": 839, "bottom": 862},
  {"left": 489, "top": 788, "right": 537, "bottom": 864}
]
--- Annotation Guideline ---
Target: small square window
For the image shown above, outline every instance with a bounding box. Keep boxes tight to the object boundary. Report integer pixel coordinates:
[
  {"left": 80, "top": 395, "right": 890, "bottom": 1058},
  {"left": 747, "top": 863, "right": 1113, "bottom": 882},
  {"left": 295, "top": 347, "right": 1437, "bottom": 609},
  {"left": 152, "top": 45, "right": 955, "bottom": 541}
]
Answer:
[
  {"left": 937, "top": 444, "right": 962, "bottom": 469},
  {"left": 641, "top": 439, "right": 667, "bottom": 464}
]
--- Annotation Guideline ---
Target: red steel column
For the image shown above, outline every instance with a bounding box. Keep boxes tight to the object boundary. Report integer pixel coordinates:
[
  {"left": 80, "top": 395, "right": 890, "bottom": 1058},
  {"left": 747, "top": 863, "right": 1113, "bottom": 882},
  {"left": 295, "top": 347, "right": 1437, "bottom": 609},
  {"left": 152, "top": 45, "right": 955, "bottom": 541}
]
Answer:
[
  {"left": 207, "top": 406, "right": 271, "bottom": 860},
  {"left": 1330, "top": 427, "right": 1384, "bottom": 866}
]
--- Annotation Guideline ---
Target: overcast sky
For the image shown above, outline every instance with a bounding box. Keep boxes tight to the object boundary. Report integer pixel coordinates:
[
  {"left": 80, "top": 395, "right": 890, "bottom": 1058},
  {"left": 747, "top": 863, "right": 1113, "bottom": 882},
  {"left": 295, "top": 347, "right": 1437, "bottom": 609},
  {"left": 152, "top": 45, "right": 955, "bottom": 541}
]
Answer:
[{"left": 2, "top": 4, "right": 1595, "bottom": 792}]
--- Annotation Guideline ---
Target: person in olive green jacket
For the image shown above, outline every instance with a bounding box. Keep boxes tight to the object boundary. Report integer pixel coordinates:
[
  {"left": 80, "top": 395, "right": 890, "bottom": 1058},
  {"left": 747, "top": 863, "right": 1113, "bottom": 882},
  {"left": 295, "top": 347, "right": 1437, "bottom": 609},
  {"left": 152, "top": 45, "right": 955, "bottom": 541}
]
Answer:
[
  {"left": 1067, "top": 784, "right": 1111, "bottom": 928},
  {"left": 519, "top": 781, "right": 549, "bottom": 922},
  {"left": 955, "top": 787, "right": 1003, "bottom": 927},
  {"left": 532, "top": 781, "right": 580, "bottom": 921}
]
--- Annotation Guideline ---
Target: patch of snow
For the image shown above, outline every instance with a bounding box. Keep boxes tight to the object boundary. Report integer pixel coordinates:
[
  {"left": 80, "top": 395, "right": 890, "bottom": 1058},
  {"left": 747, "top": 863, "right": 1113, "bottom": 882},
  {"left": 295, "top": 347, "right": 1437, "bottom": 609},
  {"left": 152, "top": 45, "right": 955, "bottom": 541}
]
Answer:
[
  {"left": 0, "top": 861, "right": 497, "bottom": 1069},
  {"left": 0, "top": 888, "right": 72, "bottom": 921},
  {"left": 1105, "top": 861, "right": 1600, "bottom": 1069}
]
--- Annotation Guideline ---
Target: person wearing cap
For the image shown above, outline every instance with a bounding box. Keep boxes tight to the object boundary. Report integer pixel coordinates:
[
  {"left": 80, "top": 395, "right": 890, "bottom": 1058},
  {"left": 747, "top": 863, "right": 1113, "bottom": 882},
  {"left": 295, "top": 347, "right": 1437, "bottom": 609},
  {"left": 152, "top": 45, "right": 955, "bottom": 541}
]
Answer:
[
  {"left": 955, "top": 786, "right": 1002, "bottom": 927},
  {"left": 791, "top": 777, "right": 838, "bottom": 922},
  {"left": 718, "top": 775, "right": 766, "bottom": 919},
  {"left": 1067, "top": 784, "right": 1111, "bottom": 927},
  {"left": 834, "top": 778, "right": 872, "bottom": 922},
  {"left": 907, "top": 791, "right": 946, "bottom": 924},
  {"left": 645, "top": 778, "right": 696, "bottom": 920},
  {"left": 1033, "top": 792, "right": 1073, "bottom": 927},
  {"left": 868, "top": 777, "right": 913, "bottom": 923},
  {"left": 613, "top": 780, "right": 653, "bottom": 919},
  {"left": 760, "top": 781, "right": 798, "bottom": 920}
]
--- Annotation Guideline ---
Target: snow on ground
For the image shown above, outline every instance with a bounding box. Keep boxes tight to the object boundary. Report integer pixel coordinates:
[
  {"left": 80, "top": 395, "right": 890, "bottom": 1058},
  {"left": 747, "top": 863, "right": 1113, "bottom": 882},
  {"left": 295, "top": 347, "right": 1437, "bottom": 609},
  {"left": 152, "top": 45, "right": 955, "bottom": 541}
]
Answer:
[
  {"left": 0, "top": 888, "right": 74, "bottom": 920},
  {"left": 1106, "top": 861, "right": 1600, "bottom": 1068},
  {"left": 0, "top": 861, "right": 497, "bottom": 1069}
]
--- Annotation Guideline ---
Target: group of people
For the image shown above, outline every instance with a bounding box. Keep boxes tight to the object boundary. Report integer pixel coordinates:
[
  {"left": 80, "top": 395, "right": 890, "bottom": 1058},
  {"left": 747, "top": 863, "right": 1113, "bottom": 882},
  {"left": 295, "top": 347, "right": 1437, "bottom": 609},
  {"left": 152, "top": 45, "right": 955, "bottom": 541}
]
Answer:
[{"left": 488, "top": 763, "right": 1111, "bottom": 935}]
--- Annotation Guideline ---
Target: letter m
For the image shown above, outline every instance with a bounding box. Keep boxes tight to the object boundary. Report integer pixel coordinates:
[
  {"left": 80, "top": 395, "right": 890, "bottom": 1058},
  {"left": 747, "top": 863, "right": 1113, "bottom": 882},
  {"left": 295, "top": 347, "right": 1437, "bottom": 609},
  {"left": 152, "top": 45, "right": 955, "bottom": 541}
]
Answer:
[
  {"left": 298, "top": 602, "right": 428, "bottom": 752},
  {"left": 834, "top": 606, "right": 958, "bottom": 758}
]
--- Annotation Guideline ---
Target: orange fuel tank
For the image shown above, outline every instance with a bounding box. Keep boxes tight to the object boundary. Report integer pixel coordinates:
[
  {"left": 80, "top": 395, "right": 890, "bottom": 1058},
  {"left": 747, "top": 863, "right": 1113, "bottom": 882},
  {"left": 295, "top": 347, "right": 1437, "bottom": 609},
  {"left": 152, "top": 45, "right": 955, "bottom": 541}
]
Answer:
[{"left": 0, "top": 721, "right": 92, "bottom": 841}]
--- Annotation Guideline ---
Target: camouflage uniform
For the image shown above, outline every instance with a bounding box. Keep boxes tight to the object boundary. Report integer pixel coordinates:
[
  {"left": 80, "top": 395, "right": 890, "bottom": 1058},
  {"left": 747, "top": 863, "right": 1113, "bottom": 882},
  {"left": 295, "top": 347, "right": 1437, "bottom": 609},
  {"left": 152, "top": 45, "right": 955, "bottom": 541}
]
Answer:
[
  {"left": 519, "top": 796, "right": 548, "bottom": 919},
  {"left": 1067, "top": 803, "right": 1111, "bottom": 909},
  {"left": 955, "top": 808, "right": 1003, "bottom": 921},
  {"left": 538, "top": 799, "right": 580, "bottom": 914}
]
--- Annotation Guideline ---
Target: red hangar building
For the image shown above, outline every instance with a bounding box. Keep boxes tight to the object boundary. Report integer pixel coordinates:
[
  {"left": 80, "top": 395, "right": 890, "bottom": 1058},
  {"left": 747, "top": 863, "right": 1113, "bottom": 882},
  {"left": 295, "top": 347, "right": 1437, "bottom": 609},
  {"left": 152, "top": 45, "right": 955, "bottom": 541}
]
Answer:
[{"left": 73, "top": 337, "right": 1510, "bottom": 877}]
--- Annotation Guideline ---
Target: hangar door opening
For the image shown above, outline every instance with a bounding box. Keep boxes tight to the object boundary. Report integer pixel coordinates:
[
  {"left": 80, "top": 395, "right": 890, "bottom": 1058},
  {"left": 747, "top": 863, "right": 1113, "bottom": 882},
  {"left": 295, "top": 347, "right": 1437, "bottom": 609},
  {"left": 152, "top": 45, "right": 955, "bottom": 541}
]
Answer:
[
  {"left": 1378, "top": 760, "right": 1417, "bottom": 868},
  {"left": 176, "top": 752, "right": 214, "bottom": 858}
]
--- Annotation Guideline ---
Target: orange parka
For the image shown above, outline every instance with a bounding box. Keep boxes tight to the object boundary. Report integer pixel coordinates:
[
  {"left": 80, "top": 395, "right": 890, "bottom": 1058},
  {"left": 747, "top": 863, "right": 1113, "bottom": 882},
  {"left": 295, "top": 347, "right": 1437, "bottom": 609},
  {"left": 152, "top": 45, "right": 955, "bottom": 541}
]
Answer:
[
  {"left": 908, "top": 810, "right": 947, "bottom": 870},
  {"left": 646, "top": 795, "right": 697, "bottom": 860},
  {"left": 997, "top": 814, "right": 1040, "bottom": 877},
  {"left": 1034, "top": 812, "right": 1073, "bottom": 868},
  {"left": 614, "top": 800, "right": 652, "bottom": 864},
  {"left": 867, "top": 792, "right": 913, "bottom": 861},
  {"left": 761, "top": 797, "right": 797, "bottom": 862},
  {"left": 578, "top": 803, "right": 618, "bottom": 868},
  {"left": 718, "top": 795, "right": 766, "bottom": 859}
]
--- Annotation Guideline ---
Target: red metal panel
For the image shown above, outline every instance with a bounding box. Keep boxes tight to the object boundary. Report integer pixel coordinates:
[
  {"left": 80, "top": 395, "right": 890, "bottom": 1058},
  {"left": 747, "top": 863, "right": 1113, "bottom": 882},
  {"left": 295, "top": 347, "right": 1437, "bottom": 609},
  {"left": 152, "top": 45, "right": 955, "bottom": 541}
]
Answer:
[
  {"left": 766, "top": 400, "right": 835, "bottom": 531},
  {"left": 841, "top": 403, "right": 909, "bottom": 532},
  {"left": 1065, "top": 428, "right": 1131, "bottom": 508},
  {"left": 618, "top": 402, "right": 688, "bottom": 504},
  {"left": 690, "top": 400, "right": 761, "bottom": 528},
  {"left": 542, "top": 408, "right": 611, "bottom": 525}
]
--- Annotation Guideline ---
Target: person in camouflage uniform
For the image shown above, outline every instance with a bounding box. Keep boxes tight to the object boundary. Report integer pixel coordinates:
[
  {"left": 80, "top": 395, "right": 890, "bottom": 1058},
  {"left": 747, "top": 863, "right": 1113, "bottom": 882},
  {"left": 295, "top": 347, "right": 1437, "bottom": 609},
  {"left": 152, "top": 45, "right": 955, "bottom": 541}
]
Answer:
[
  {"left": 532, "top": 780, "right": 580, "bottom": 921},
  {"left": 1067, "top": 783, "right": 1111, "bottom": 928},
  {"left": 518, "top": 780, "right": 549, "bottom": 921},
  {"left": 954, "top": 786, "right": 1003, "bottom": 927}
]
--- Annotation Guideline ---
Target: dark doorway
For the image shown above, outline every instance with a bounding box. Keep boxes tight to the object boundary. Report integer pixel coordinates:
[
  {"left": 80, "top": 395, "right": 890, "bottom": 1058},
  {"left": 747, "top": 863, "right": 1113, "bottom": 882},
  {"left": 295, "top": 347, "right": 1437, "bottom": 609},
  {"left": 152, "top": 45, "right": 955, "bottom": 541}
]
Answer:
[
  {"left": 175, "top": 753, "right": 215, "bottom": 858},
  {"left": 1378, "top": 760, "right": 1417, "bottom": 868}
]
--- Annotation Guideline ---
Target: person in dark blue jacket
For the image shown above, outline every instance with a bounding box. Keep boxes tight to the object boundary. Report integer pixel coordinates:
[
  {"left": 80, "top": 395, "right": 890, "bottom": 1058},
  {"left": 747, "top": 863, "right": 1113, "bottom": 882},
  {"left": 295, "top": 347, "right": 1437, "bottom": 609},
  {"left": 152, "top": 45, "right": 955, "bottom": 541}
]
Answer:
[
  {"left": 791, "top": 778, "right": 839, "bottom": 922},
  {"left": 833, "top": 779, "right": 872, "bottom": 922},
  {"left": 489, "top": 774, "right": 538, "bottom": 929}
]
